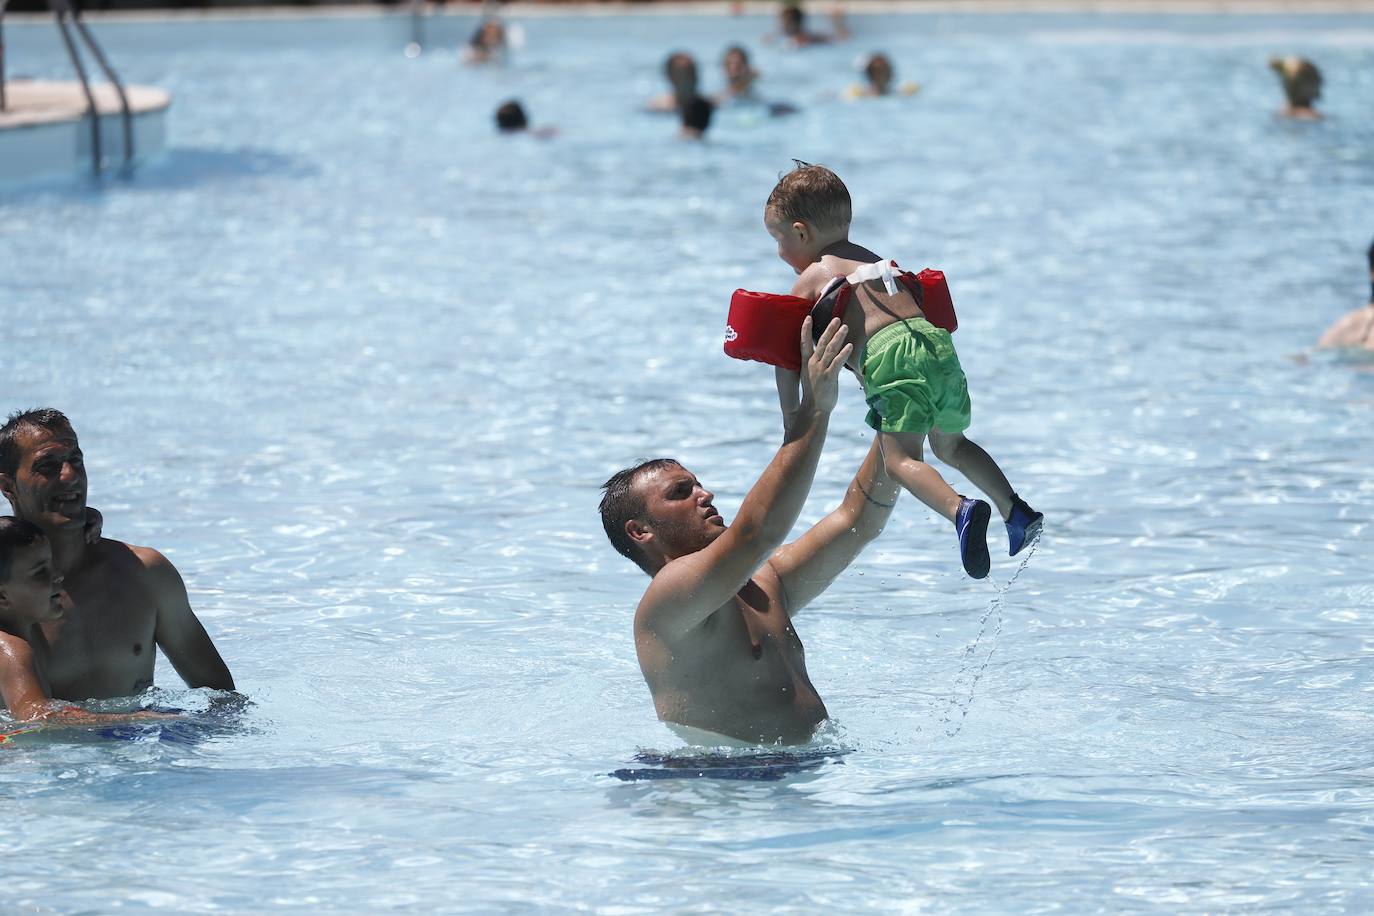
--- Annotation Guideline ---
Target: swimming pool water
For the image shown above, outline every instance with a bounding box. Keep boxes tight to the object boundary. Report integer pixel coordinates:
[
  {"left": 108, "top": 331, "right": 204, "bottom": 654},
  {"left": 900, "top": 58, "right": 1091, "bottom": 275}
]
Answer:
[{"left": 2, "top": 8, "right": 1373, "bottom": 912}]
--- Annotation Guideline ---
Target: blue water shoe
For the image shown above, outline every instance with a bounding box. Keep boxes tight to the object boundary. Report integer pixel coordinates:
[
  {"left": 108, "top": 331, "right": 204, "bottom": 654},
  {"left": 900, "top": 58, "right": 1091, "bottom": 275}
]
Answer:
[
  {"left": 955, "top": 497, "right": 991, "bottom": 579},
  {"left": 1005, "top": 495, "right": 1043, "bottom": 557}
]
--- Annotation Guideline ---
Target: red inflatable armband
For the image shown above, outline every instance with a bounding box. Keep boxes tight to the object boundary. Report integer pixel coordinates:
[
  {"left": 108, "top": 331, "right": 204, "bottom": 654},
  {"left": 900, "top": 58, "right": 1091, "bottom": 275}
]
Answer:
[
  {"left": 724, "top": 290, "right": 813, "bottom": 371},
  {"left": 905, "top": 268, "right": 958, "bottom": 333}
]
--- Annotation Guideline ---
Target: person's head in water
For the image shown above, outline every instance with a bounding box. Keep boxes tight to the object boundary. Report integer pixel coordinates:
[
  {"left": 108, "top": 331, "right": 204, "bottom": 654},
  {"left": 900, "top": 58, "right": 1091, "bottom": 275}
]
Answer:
[
  {"left": 0, "top": 516, "right": 63, "bottom": 627},
  {"left": 722, "top": 44, "right": 756, "bottom": 94},
  {"left": 664, "top": 52, "right": 700, "bottom": 104},
  {"left": 1269, "top": 56, "right": 1322, "bottom": 118},
  {"left": 471, "top": 17, "right": 506, "bottom": 52},
  {"left": 864, "top": 53, "right": 894, "bottom": 95},
  {"left": 764, "top": 162, "right": 852, "bottom": 274},
  {"left": 495, "top": 100, "right": 528, "bottom": 133},
  {"left": 600, "top": 460, "right": 725, "bottom": 574},
  {"left": 680, "top": 95, "right": 714, "bottom": 139},
  {"left": 780, "top": 4, "right": 805, "bottom": 38}
]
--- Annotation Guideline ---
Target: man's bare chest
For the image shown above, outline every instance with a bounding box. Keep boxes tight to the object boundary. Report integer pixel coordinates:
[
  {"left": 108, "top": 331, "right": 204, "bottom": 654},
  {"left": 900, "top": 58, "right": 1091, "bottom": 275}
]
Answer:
[{"left": 43, "top": 575, "right": 157, "bottom": 694}]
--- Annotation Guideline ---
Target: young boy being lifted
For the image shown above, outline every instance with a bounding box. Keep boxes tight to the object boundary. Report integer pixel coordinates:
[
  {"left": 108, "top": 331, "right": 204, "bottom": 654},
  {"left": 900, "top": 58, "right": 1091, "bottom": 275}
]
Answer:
[{"left": 764, "top": 163, "right": 1041, "bottom": 578}]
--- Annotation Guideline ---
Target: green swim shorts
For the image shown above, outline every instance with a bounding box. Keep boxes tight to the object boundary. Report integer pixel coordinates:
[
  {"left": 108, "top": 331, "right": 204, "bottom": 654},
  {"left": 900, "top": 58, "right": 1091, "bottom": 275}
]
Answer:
[{"left": 860, "top": 318, "right": 972, "bottom": 435}]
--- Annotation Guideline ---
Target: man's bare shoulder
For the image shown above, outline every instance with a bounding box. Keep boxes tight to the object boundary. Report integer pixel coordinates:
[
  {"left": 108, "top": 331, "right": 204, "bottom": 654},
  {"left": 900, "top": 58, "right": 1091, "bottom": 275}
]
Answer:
[
  {"left": 635, "top": 561, "right": 782, "bottom": 634},
  {"left": 1318, "top": 306, "right": 1374, "bottom": 349}
]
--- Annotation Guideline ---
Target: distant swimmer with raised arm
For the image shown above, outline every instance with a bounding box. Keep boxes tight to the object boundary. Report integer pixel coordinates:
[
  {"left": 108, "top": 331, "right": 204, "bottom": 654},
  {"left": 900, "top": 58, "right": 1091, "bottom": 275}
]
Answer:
[
  {"left": 601, "top": 318, "right": 904, "bottom": 747},
  {"left": 0, "top": 409, "right": 235, "bottom": 704},
  {"left": 726, "top": 163, "right": 1041, "bottom": 579}
]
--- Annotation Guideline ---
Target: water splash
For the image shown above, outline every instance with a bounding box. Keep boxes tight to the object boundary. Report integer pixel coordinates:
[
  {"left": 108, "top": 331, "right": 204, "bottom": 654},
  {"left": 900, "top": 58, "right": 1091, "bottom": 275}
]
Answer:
[{"left": 940, "top": 528, "right": 1042, "bottom": 737}]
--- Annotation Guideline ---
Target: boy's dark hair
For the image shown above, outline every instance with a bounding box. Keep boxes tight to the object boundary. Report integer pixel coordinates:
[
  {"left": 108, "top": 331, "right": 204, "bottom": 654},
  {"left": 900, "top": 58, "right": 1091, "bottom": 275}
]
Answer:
[
  {"left": 0, "top": 517, "right": 46, "bottom": 583},
  {"left": 599, "top": 459, "right": 681, "bottom": 573},
  {"left": 0, "top": 408, "right": 73, "bottom": 477},
  {"left": 1366, "top": 237, "right": 1374, "bottom": 273},
  {"left": 495, "top": 100, "right": 528, "bottom": 132},
  {"left": 681, "top": 95, "right": 714, "bottom": 134},
  {"left": 765, "top": 161, "right": 852, "bottom": 233}
]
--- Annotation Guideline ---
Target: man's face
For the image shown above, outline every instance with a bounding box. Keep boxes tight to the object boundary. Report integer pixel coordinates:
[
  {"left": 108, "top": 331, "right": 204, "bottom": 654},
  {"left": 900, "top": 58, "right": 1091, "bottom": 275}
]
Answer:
[
  {"left": 0, "top": 425, "right": 88, "bottom": 534},
  {"left": 766, "top": 217, "right": 816, "bottom": 275},
  {"left": 635, "top": 465, "right": 726, "bottom": 557},
  {"left": 0, "top": 537, "right": 65, "bottom": 624}
]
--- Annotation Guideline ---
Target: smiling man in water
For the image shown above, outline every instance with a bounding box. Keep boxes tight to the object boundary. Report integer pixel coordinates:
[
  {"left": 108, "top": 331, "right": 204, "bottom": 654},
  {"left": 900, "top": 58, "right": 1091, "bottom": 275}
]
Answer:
[
  {"left": 0, "top": 408, "right": 234, "bottom": 702},
  {"left": 599, "top": 319, "right": 900, "bottom": 746}
]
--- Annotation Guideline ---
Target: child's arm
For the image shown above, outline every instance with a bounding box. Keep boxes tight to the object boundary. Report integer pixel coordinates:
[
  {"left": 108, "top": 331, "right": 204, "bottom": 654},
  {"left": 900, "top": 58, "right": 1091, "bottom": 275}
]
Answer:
[
  {"left": 0, "top": 634, "right": 172, "bottom": 724},
  {"left": 774, "top": 365, "right": 800, "bottom": 424}
]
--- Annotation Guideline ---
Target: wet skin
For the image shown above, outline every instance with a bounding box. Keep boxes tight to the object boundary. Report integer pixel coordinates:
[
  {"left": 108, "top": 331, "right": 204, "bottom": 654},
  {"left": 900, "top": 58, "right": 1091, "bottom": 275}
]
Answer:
[{"left": 0, "top": 424, "right": 234, "bottom": 701}]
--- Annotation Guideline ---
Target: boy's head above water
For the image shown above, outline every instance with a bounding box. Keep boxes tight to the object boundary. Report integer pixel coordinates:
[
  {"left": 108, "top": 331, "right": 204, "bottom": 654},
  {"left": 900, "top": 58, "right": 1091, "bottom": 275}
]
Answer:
[
  {"left": 0, "top": 517, "right": 63, "bottom": 626},
  {"left": 764, "top": 162, "right": 852, "bottom": 274}
]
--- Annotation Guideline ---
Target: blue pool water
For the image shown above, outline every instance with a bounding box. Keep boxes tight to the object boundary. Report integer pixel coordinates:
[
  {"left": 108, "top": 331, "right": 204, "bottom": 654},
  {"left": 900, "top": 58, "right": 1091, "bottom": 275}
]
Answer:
[{"left": 3, "top": 8, "right": 1373, "bottom": 911}]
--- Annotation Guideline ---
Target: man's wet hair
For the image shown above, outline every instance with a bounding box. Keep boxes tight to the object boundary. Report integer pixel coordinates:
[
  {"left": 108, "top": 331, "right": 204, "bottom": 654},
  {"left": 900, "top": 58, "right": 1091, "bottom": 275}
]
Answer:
[
  {"left": 765, "top": 161, "right": 852, "bottom": 233},
  {"left": 681, "top": 95, "right": 714, "bottom": 135},
  {"left": 781, "top": 4, "right": 805, "bottom": 34},
  {"left": 0, "top": 516, "right": 46, "bottom": 584},
  {"left": 600, "top": 459, "right": 682, "bottom": 573},
  {"left": 0, "top": 408, "right": 73, "bottom": 478},
  {"left": 495, "top": 100, "right": 528, "bottom": 132}
]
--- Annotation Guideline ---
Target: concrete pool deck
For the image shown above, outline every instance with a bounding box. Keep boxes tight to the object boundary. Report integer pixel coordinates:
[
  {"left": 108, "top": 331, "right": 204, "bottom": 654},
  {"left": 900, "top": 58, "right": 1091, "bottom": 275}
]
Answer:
[
  {"left": 0, "top": 80, "right": 170, "bottom": 184},
  {"left": 6, "top": 0, "right": 1374, "bottom": 21}
]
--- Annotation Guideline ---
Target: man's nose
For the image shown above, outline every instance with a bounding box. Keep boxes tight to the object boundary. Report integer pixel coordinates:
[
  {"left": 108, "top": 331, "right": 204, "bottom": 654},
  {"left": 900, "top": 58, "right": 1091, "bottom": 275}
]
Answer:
[{"left": 59, "top": 462, "right": 81, "bottom": 483}]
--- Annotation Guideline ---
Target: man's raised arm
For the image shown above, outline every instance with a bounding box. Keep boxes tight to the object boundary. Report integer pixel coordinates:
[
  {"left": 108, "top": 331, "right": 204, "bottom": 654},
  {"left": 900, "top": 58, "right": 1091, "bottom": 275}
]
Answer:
[
  {"left": 638, "top": 317, "right": 852, "bottom": 637},
  {"left": 767, "top": 435, "right": 901, "bottom": 615}
]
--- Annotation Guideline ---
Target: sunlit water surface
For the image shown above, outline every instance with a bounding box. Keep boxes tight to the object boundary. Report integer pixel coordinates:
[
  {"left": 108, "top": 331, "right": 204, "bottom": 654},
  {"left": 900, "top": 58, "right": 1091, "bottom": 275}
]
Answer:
[{"left": 3, "top": 9, "right": 1373, "bottom": 912}]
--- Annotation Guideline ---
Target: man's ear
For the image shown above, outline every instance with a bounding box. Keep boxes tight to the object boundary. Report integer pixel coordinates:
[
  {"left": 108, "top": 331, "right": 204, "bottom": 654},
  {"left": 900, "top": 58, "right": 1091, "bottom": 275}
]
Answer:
[
  {"left": 625, "top": 519, "right": 653, "bottom": 547},
  {"left": 0, "top": 473, "right": 15, "bottom": 511}
]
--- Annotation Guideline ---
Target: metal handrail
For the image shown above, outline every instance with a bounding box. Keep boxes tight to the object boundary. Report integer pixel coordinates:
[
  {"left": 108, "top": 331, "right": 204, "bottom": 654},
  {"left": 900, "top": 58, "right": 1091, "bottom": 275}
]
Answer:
[
  {"left": 51, "top": 2, "right": 101, "bottom": 175},
  {"left": 1, "top": 0, "right": 9, "bottom": 112},
  {"left": 51, "top": 0, "right": 134, "bottom": 175}
]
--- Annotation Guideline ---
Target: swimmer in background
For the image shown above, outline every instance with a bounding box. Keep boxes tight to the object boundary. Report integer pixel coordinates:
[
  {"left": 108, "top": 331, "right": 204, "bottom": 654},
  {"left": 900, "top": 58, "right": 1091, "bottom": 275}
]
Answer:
[
  {"left": 601, "top": 319, "right": 903, "bottom": 747},
  {"left": 679, "top": 95, "right": 714, "bottom": 140},
  {"left": 494, "top": 100, "right": 558, "bottom": 139},
  {"left": 715, "top": 45, "right": 799, "bottom": 116},
  {"left": 1316, "top": 238, "right": 1374, "bottom": 353},
  {"left": 646, "top": 52, "right": 700, "bottom": 114},
  {"left": 461, "top": 16, "right": 507, "bottom": 65},
  {"left": 769, "top": 2, "right": 849, "bottom": 48},
  {"left": 1269, "top": 56, "right": 1322, "bottom": 121},
  {"left": 846, "top": 52, "right": 919, "bottom": 99},
  {"left": 764, "top": 164, "right": 1041, "bottom": 579},
  {"left": 0, "top": 517, "right": 173, "bottom": 725},
  {"left": 0, "top": 409, "right": 236, "bottom": 704}
]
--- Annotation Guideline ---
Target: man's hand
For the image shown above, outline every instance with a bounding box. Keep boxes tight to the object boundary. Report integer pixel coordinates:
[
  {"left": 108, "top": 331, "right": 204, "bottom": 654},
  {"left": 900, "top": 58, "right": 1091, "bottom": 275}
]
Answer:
[
  {"left": 83, "top": 507, "right": 103, "bottom": 545},
  {"left": 798, "top": 316, "right": 851, "bottom": 416}
]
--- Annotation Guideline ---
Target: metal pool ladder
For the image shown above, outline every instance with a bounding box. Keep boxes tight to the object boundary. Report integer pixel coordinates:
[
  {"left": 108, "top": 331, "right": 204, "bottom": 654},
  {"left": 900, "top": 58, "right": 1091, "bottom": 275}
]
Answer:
[{"left": 0, "top": 0, "right": 136, "bottom": 176}]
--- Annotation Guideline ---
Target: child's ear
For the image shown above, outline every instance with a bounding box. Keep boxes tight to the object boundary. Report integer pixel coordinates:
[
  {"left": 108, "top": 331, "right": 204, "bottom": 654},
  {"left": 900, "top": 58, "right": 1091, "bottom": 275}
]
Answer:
[
  {"left": 791, "top": 220, "right": 810, "bottom": 242},
  {"left": 0, "top": 588, "right": 10, "bottom": 611}
]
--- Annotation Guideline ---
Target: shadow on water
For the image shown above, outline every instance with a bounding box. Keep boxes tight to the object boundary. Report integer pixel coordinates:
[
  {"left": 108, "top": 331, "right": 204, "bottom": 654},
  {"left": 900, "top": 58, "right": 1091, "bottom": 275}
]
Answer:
[
  {"left": 0, "top": 146, "right": 316, "bottom": 203},
  {"left": 610, "top": 748, "right": 846, "bottom": 783}
]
